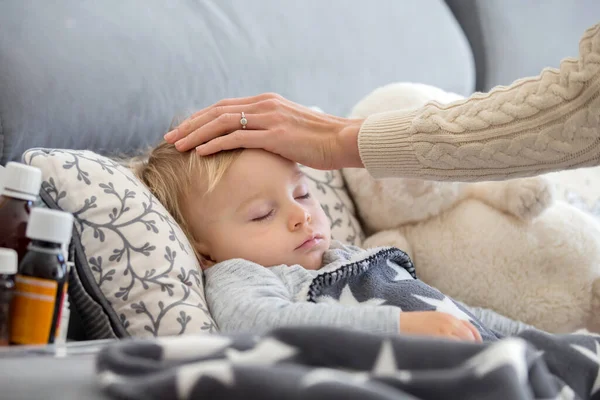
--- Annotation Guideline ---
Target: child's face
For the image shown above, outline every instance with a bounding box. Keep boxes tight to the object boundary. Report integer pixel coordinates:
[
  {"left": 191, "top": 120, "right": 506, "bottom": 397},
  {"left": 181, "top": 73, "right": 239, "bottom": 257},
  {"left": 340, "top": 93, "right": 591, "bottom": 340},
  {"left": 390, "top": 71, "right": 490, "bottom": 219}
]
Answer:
[{"left": 189, "top": 149, "right": 331, "bottom": 270}]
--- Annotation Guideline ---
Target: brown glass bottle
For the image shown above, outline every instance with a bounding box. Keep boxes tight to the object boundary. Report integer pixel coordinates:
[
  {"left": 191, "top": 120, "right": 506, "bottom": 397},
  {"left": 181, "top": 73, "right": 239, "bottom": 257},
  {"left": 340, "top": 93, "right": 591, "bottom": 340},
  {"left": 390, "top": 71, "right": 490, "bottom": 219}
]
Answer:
[
  {"left": 10, "top": 208, "right": 73, "bottom": 345},
  {"left": 0, "top": 162, "right": 42, "bottom": 262},
  {"left": 0, "top": 248, "right": 17, "bottom": 346}
]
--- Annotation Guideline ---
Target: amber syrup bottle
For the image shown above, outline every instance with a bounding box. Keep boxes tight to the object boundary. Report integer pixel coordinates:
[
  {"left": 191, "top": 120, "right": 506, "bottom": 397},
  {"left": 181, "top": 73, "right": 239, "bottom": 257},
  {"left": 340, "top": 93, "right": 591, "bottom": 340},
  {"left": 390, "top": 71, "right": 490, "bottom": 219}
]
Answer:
[{"left": 10, "top": 208, "right": 73, "bottom": 345}]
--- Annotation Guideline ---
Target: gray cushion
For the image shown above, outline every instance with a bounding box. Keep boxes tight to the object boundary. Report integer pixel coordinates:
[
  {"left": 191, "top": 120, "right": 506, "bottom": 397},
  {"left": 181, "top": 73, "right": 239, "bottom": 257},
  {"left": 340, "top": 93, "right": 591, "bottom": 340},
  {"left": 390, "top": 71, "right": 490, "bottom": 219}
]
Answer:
[
  {"left": 0, "top": 0, "right": 474, "bottom": 164},
  {"left": 447, "top": 0, "right": 600, "bottom": 91},
  {"left": 0, "top": 354, "right": 110, "bottom": 400}
]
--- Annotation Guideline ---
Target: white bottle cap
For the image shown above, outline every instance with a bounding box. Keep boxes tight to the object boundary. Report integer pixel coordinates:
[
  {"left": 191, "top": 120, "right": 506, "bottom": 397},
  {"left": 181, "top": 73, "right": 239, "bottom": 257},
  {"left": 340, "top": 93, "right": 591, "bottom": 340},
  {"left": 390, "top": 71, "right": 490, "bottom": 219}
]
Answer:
[
  {"left": 2, "top": 162, "right": 42, "bottom": 202},
  {"left": 0, "top": 165, "right": 5, "bottom": 195},
  {"left": 26, "top": 208, "right": 74, "bottom": 245},
  {"left": 0, "top": 248, "right": 17, "bottom": 274}
]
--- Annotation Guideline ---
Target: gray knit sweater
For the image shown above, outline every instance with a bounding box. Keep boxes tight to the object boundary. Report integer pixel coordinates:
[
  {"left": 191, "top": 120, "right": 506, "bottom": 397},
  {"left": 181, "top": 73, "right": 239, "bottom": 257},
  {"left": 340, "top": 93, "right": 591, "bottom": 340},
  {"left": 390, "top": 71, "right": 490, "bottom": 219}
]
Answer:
[{"left": 204, "top": 241, "right": 534, "bottom": 337}]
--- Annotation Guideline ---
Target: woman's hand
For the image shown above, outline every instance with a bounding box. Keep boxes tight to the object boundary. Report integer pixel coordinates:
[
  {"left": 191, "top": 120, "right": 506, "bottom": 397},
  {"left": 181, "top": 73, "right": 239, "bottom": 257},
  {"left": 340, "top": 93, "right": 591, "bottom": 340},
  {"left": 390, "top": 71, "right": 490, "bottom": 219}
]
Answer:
[
  {"left": 163, "top": 93, "right": 365, "bottom": 170},
  {"left": 399, "top": 311, "right": 483, "bottom": 342}
]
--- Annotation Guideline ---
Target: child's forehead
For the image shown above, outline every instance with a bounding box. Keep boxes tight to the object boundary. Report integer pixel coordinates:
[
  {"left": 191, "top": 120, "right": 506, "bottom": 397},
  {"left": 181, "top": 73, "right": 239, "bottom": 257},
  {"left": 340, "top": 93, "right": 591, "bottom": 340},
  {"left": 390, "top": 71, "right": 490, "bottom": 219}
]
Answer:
[
  {"left": 210, "top": 153, "right": 304, "bottom": 205},
  {"left": 196, "top": 152, "right": 307, "bottom": 217},
  {"left": 228, "top": 150, "right": 300, "bottom": 180}
]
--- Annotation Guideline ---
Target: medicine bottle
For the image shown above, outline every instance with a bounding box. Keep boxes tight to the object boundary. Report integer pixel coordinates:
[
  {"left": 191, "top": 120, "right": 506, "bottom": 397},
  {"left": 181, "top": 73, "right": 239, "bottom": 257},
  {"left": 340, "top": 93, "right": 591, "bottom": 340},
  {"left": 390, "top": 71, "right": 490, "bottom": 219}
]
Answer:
[
  {"left": 0, "top": 162, "right": 42, "bottom": 262},
  {"left": 10, "top": 208, "right": 73, "bottom": 345},
  {"left": 0, "top": 248, "right": 17, "bottom": 346}
]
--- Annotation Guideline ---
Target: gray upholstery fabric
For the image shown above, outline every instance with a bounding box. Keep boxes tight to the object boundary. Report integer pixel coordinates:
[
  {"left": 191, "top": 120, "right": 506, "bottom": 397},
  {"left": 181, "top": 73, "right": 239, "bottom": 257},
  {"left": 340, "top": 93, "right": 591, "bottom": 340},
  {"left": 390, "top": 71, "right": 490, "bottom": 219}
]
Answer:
[
  {"left": 0, "top": 0, "right": 473, "bottom": 164},
  {"left": 446, "top": 0, "right": 600, "bottom": 91},
  {"left": 0, "top": 354, "right": 110, "bottom": 400}
]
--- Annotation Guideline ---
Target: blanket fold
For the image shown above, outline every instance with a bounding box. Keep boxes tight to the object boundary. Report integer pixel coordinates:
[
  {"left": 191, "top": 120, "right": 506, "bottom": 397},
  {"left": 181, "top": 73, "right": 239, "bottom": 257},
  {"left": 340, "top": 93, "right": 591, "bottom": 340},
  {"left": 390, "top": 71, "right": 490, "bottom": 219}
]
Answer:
[{"left": 96, "top": 326, "right": 600, "bottom": 400}]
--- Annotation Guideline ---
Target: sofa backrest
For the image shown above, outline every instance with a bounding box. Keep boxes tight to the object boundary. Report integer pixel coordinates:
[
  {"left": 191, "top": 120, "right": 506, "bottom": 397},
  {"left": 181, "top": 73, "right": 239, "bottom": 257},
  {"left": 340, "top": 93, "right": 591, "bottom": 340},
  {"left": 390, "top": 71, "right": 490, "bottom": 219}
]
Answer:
[
  {"left": 0, "top": 0, "right": 473, "bottom": 164},
  {"left": 446, "top": 0, "right": 600, "bottom": 91}
]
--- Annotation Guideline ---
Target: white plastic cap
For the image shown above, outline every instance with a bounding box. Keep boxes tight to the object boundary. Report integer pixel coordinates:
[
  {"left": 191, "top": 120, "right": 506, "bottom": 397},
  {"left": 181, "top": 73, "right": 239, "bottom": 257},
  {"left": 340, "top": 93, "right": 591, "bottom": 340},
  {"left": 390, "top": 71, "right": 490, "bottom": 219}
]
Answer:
[
  {"left": 2, "top": 162, "right": 42, "bottom": 202},
  {"left": 0, "top": 248, "right": 18, "bottom": 274},
  {"left": 26, "top": 208, "right": 74, "bottom": 245},
  {"left": 0, "top": 165, "right": 5, "bottom": 195}
]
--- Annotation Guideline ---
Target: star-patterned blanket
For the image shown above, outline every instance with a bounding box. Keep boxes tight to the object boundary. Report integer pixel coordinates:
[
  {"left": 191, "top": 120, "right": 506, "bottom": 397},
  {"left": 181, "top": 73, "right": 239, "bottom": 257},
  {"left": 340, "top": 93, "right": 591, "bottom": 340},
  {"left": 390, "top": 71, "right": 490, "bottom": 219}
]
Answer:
[
  {"left": 308, "top": 247, "right": 501, "bottom": 341},
  {"left": 97, "top": 326, "right": 600, "bottom": 399}
]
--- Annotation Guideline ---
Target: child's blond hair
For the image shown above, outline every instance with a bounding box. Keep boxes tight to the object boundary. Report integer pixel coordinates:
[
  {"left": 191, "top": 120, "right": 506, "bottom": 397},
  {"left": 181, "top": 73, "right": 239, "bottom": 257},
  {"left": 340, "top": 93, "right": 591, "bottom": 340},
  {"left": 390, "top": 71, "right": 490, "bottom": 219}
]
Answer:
[{"left": 133, "top": 141, "right": 243, "bottom": 253}]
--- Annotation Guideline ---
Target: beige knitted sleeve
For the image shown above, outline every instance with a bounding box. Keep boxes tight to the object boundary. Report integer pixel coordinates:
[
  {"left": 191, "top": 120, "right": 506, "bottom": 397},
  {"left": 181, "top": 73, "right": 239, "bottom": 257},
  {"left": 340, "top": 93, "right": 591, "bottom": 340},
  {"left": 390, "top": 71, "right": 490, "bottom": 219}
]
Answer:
[{"left": 358, "top": 23, "right": 600, "bottom": 181}]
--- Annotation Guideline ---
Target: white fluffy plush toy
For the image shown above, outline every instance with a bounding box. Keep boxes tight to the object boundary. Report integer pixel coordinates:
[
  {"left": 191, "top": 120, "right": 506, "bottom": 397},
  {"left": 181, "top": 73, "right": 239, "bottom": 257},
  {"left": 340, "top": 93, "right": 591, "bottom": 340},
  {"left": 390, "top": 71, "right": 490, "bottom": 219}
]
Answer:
[{"left": 343, "top": 82, "right": 600, "bottom": 333}]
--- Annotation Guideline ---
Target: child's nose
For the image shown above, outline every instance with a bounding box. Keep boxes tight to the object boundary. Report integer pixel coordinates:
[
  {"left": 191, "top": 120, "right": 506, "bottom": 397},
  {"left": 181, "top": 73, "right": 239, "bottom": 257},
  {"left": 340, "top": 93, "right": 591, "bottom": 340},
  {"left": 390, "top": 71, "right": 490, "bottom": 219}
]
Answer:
[{"left": 289, "top": 209, "right": 311, "bottom": 231}]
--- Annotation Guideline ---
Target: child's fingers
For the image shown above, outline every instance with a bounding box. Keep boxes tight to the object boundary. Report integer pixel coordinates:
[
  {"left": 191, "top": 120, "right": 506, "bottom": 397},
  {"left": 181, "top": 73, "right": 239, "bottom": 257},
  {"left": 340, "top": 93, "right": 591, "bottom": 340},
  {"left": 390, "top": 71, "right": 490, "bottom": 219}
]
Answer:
[
  {"left": 452, "top": 322, "right": 477, "bottom": 342},
  {"left": 461, "top": 321, "right": 482, "bottom": 343}
]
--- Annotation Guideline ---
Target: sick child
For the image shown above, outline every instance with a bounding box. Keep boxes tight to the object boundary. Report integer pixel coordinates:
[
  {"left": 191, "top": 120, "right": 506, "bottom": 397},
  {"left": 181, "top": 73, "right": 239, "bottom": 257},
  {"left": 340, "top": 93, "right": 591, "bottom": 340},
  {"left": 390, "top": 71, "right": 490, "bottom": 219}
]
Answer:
[{"left": 135, "top": 142, "right": 535, "bottom": 342}]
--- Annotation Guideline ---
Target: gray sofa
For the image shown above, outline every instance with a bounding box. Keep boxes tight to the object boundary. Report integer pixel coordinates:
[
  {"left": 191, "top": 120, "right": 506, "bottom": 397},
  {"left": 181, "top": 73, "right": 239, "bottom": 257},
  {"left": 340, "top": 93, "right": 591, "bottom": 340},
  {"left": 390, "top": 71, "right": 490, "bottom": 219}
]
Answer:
[
  {"left": 0, "top": 1, "right": 597, "bottom": 399},
  {"left": 1, "top": 1, "right": 598, "bottom": 164}
]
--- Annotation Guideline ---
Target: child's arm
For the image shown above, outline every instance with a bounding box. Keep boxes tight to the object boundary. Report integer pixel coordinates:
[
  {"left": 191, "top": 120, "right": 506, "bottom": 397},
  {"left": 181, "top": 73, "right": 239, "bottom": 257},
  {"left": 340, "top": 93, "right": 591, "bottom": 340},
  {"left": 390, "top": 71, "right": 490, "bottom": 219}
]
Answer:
[
  {"left": 331, "top": 241, "right": 533, "bottom": 337},
  {"left": 204, "top": 259, "right": 401, "bottom": 335},
  {"left": 458, "top": 301, "right": 537, "bottom": 335}
]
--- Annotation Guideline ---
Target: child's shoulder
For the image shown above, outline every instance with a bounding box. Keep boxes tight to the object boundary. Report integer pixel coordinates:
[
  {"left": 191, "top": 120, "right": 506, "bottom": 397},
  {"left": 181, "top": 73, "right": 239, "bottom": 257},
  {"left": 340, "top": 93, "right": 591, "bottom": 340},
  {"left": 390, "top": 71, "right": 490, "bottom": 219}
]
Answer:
[
  {"left": 204, "top": 258, "right": 271, "bottom": 281},
  {"left": 327, "top": 240, "right": 364, "bottom": 254},
  {"left": 322, "top": 240, "right": 374, "bottom": 268},
  {"left": 322, "top": 241, "right": 411, "bottom": 273}
]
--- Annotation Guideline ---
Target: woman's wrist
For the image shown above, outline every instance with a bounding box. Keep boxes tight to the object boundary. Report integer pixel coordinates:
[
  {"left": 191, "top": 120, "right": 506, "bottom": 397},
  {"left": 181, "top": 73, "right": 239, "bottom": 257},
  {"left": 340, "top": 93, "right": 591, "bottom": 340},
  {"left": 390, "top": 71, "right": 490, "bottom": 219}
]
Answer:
[{"left": 337, "top": 118, "right": 365, "bottom": 169}]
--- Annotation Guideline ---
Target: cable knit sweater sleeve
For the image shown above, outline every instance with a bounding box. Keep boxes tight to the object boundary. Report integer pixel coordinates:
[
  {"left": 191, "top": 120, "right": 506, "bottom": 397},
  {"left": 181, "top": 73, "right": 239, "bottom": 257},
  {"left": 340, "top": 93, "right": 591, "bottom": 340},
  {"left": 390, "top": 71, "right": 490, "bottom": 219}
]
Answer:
[{"left": 358, "top": 23, "right": 600, "bottom": 181}]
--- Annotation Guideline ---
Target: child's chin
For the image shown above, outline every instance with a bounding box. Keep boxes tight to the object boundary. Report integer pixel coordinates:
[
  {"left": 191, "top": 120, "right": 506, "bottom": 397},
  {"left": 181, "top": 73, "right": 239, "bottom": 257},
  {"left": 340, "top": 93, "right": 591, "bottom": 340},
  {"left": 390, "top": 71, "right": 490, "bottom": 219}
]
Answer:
[{"left": 301, "top": 252, "right": 325, "bottom": 270}]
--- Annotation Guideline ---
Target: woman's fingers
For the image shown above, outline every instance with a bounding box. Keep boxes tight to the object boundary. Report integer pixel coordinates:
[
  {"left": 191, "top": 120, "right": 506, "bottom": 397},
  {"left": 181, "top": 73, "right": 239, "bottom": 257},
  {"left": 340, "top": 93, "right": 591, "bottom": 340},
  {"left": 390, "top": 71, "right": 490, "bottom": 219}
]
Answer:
[
  {"left": 195, "top": 130, "right": 272, "bottom": 155},
  {"left": 188, "top": 93, "right": 271, "bottom": 118},
  {"left": 168, "top": 100, "right": 271, "bottom": 144},
  {"left": 165, "top": 94, "right": 284, "bottom": 143},
  {"left": 196, "top": 93, "right": 284, "bottom": 116},
  {"left": 159, "top": 92, "right": 360, "bottom": 170},
  {"left": 165, "top": 106, "right": 254, "bottom": 144},
  {"left": 174, "top": 113, "right": 271, "bottom": 152}
]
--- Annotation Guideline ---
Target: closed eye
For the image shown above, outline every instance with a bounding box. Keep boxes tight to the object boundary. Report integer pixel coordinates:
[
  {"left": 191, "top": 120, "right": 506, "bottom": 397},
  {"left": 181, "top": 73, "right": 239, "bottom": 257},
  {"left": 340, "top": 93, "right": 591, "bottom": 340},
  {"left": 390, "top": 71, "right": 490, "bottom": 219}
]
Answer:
[
  {"left": 252, "top": 209, "right": 274, "bottom": 222},
  {"left": 296, "top": 193, "right": 311, "bottom": 200}
]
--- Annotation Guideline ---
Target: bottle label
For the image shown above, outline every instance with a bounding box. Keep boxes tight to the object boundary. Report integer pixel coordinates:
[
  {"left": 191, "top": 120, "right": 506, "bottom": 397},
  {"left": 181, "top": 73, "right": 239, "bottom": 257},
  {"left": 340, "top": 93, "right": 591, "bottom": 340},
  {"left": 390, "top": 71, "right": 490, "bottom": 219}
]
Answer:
[
  {"left": 55, "top": 293, "right": 70, "bottom": 343},
  {"left": 55, "top": 261, "right": 74, "bottom": 343},
  {"left": 10, "top": 275, "right": 66, "bottom": 345}
]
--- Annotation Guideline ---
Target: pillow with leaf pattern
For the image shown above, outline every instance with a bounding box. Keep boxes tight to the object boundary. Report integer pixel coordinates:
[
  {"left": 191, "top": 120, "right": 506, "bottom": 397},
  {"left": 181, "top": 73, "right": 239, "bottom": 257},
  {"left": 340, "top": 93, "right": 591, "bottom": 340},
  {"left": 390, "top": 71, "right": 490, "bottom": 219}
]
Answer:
[
  {"left": 23, "top": 148, "right": 217, "bottom": 339},
  {"left": 22, "top": 148, "right": 364, "bottom": 340}
]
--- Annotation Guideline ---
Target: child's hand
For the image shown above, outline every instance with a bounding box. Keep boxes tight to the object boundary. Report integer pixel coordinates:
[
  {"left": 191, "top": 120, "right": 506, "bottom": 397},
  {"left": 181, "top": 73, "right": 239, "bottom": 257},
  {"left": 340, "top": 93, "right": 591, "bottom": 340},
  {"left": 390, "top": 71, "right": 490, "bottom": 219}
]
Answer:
[{"left": 399, "top": 311, "right": 483, "bottom": 342}]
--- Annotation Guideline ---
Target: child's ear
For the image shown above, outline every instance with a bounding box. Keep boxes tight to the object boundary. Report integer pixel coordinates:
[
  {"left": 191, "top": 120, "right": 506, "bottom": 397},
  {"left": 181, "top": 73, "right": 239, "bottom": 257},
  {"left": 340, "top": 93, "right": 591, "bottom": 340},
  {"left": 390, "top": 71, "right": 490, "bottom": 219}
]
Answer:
[
  {"left": 195, "top": 241, "right": 216, "bottom": 270},
  {"left": 199, "top": 255, "right": 216, "bottom": 270}
]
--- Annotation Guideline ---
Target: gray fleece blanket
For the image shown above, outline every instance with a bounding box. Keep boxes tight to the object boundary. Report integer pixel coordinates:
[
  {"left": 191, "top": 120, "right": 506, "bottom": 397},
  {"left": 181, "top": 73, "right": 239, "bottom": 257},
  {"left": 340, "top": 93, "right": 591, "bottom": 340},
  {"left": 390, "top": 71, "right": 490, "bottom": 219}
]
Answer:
[
  {"left": 97, "top": 326, "right": 600, "bottom": 399},
  {"left": 307, "top": 247, "right": 501, "bottom": 341}
]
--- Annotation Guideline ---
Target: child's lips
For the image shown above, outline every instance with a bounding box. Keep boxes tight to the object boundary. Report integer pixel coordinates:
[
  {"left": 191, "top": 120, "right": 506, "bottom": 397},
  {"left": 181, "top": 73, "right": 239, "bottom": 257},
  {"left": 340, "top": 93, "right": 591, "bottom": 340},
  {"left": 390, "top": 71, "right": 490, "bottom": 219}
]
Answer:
[{"left": 296, "top": 235, "right": 323, "bottom": 251}]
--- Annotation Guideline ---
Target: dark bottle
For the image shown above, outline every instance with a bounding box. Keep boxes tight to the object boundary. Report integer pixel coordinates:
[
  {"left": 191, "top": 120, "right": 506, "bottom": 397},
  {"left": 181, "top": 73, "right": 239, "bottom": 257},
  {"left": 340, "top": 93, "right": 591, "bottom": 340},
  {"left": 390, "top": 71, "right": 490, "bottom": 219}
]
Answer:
[
  {"left": 0, "top": 162, "right": 42, "bottom": 263},
  {"left": 10, "top": 208, "right": 73, "bottom": 345},
  {"left": 0, "top": 248, "right": 17, "bottom": 346}
]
